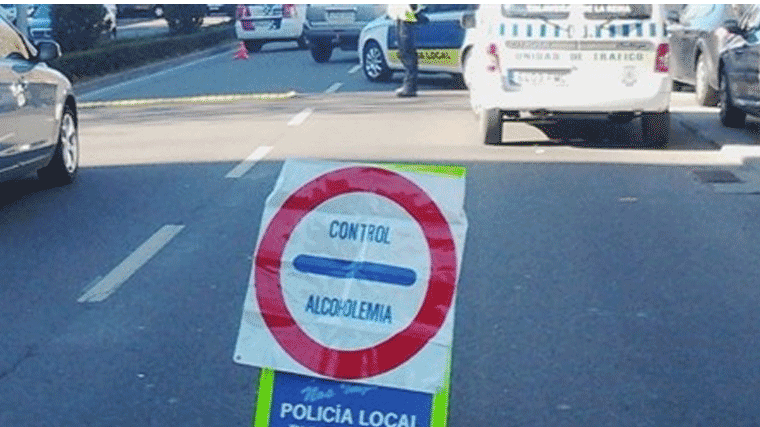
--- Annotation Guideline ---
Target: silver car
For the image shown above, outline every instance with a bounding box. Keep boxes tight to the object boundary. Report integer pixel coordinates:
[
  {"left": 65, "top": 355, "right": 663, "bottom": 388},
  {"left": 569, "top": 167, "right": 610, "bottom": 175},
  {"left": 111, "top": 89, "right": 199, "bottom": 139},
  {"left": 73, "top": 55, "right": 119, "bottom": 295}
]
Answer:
[{"left": 0, "top": 16, "right": 79, "bottom": 185}]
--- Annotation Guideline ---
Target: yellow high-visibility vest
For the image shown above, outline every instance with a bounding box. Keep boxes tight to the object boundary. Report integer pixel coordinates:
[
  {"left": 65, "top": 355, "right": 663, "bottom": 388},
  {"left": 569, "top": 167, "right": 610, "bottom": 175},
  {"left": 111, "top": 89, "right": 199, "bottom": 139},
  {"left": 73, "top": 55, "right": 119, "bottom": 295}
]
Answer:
[{"left": 387, "top": 4, "right": 424, "bottom": 23}]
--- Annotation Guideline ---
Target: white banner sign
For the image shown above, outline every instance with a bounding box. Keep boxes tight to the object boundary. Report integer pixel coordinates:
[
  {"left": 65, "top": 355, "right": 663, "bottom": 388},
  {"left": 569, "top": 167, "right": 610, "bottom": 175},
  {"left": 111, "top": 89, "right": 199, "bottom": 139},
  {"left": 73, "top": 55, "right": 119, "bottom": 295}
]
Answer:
[{"left": 234, "top": 159, "right": 468, "bottom": 393}]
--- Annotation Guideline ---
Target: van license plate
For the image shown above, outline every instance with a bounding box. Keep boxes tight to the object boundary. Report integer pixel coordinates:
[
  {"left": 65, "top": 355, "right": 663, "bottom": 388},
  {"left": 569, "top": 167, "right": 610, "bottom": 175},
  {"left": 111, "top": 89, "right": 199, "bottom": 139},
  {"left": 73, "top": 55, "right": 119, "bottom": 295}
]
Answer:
[
  {"left": 512, "top": 71, "right": 569, "bottom": 87},
  {"left": 327, "top": 11, "right": 355, "bottom": 24}
]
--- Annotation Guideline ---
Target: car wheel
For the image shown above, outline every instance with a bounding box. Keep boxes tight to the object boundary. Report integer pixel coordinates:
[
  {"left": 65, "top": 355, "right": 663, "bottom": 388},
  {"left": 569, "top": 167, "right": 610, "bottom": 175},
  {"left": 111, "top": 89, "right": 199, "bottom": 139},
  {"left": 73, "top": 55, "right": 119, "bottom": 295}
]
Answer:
[
  {"left": 244, "top": 40, "right": 263, "bottom": 53},
  {"left": 310, "top": 40, "right": 333, "bottom": 63},
  {"left": 695, "top": 54, "right": 719, "bottom": 107},
  {"left": 719, "top": 69, "right": 746, "bottom": 128},
  {"left": 38, "top": 105, "right": 78, "bottom": 185},
  {"left": 362, "top": 41, "right": 391, "bottom": 82},
  {"left": 297, "top": 34, "right": 308, "bottom": 50},
  {"left": 480, "top": 108, "right": 502, "bottom": 145},
  {"left": 641, "top": 112, "right": 670, "bottom": 148},
  {"left": 153, "top": 5, "right": 164, "bottom": 18}
]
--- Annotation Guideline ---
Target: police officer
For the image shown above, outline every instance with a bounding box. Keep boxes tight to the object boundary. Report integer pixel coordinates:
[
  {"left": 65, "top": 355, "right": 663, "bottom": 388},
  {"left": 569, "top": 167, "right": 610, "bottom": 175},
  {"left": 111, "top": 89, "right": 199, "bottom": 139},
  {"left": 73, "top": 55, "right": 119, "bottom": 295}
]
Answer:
[{"left": 387, "top": 4, "right": 428, "bottom": 97}]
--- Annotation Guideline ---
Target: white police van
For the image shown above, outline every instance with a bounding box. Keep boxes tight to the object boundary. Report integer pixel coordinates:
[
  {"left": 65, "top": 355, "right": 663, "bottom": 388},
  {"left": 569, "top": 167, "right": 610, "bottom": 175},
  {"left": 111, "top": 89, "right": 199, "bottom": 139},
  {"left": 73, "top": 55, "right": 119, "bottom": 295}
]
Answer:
[{"left": 467, "top": 4, "right": 672, "bottom": 147}]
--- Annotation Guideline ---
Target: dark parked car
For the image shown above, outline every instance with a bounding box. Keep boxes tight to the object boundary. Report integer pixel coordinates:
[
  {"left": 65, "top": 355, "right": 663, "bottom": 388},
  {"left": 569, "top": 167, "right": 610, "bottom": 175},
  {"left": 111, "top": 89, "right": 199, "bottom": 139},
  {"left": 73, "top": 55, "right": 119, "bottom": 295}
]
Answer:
[
  {"left": 667, "top": 4, "right": 739, "bottom": 106},
  {"left": 0, "top": 16, "right": 79, "bottom": 185},
  {"left": 719, "top": 10, "right": 760, "bottom": 128}
]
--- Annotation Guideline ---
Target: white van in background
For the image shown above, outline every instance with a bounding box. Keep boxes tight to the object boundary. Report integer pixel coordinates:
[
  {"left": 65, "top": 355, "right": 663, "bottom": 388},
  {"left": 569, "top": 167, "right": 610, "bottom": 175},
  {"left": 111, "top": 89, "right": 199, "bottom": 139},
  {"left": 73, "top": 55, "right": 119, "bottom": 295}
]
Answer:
[{"left": 466, "top": 4, "right": 672, "bottom": 147}]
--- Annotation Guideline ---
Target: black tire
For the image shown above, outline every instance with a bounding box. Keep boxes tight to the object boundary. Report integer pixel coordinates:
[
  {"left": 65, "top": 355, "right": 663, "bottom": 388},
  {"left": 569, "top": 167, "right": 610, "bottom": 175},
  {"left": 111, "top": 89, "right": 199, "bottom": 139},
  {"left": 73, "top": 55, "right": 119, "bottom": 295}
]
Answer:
[
  {"left": 362, "top": 40, "right": 391, "bottom": 82},
  {"left": 719, "top": 69, "right": 746, "bottom": 128},
  {"left": 296, "top": 34, "right": 308, "bottom": 50},
  {"left": 244, "top": 40, "right": 263, "bottom": 53},
  {"left": 641, "top": 112, "right": 670, "bottom": 148},
  {"left": 38, "top": 104, "right": 78, "bottom": 185},
  {"left": 310, "top": 40, "right": 333, "bottom": 63},
  {"left": 695, "top": 54, "right": 719, "bottom": 107},
  {"left": 480, "top": 108, "right": 502, "bottom": 145}
]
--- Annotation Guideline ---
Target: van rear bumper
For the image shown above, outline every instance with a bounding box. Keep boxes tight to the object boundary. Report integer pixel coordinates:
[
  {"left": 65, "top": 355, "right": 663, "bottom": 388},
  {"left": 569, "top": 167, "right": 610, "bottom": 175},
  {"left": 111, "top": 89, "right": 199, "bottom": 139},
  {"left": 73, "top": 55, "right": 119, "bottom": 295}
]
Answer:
[{"left": 470, "top": 74, "right": 672, "bottom": 114}]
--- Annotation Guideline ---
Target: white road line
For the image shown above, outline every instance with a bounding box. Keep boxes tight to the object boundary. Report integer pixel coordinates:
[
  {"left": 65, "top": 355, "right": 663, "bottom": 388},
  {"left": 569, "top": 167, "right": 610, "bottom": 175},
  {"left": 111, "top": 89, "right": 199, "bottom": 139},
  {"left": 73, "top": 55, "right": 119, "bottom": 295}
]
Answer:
[
  {"left": 324, "top": 82, "right": 343, "bottom": 94},
  {"left": 80, "top": 50, "right": 232, "bottom": 100},
  {"left": 225, "top": 145, "right": 273, "bottom": 178},
  {"left": 287, "top": 108, "right": 313, "bottom": 126},
  {"left": 77, "top": 225, "right": 185, "bottom": 303},
  {"left": 348, "top": 64, "right": 362, "bottom": 74}
]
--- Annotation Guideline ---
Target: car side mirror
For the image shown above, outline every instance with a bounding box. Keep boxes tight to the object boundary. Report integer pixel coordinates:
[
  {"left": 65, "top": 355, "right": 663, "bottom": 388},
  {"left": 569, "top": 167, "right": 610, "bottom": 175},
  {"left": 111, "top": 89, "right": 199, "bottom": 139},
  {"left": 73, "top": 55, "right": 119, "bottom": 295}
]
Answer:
[
  {"left": 723, "top": 19, "right": 742, "bottom": 35},
  {"left": 666, "top": 10, "right": 679, "bottom": 23},
  {"left": 460, "top": 12, "right": 475, "bottom": 29},
  {"left": 35, "top": 40, "right": 61, "bottom": 62}
]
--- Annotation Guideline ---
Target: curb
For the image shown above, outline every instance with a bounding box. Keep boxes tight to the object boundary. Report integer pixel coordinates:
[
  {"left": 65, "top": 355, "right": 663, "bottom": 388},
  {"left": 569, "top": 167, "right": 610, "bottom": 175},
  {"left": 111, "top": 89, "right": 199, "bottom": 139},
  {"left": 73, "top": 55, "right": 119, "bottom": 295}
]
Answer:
[{"left": 79, "top": 91, "right": 299, "bottom": 108}]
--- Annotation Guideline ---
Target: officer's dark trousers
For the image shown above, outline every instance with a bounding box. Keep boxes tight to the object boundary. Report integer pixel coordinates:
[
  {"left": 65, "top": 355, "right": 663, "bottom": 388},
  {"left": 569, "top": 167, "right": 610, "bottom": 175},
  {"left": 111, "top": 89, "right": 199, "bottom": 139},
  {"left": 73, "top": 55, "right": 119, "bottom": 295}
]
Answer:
[{"left": 396, "top": 19, "right": 418, "bottom": 93}]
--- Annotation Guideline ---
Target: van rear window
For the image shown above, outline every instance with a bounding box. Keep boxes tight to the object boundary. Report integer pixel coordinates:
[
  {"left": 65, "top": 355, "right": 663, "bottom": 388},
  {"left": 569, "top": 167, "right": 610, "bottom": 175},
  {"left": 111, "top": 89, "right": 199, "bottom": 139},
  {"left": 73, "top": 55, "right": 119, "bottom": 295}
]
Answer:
[{"left": 501, "top": 4, "right": 652, "bottom": 20}]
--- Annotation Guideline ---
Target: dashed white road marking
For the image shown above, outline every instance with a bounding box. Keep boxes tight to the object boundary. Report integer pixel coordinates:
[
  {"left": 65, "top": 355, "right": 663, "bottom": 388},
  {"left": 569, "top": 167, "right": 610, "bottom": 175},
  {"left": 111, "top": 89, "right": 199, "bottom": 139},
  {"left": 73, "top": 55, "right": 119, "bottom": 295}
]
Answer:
[
  {"left": 78, "top": 225, "right": 186, "bottom": 303},
  {"left": 225, "top": 146, "right": 273, "bottom": 178},
  {"left": 288, "top": 108, "right": 313, "bottom": 126},
  {"left": 324, "top": 82, "right": 343, "bottom": 94},
  {"left": 348, "top": 64, "right": 362, "bottom": 74}
]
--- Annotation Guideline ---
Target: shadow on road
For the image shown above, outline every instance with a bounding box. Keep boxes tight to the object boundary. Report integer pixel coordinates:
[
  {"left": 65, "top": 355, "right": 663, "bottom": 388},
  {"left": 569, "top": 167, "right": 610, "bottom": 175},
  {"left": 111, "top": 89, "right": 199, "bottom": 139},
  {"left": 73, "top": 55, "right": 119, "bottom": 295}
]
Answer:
[{"left": 0, "top": 176, "right": 74, "bottom": 209}]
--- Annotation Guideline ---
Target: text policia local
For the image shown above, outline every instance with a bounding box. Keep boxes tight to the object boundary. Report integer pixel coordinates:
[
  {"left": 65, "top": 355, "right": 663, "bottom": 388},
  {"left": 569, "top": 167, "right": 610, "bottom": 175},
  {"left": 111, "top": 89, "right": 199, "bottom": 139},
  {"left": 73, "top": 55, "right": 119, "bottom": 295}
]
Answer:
[{"left": 280, "top": 403, "right": 419, "bottom": 427}]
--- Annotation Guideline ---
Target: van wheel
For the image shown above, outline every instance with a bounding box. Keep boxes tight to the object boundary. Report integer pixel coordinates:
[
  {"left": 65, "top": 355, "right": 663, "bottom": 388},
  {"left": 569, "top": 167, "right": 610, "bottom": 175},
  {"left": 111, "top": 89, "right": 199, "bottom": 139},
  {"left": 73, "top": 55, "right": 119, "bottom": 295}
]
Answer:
[
  {"left": 695, "top": 54, "right": 719, "bottom": 106},
  {"left": 310, "top": 40, "right": 333, "bottom": 63},
  {"left": 641, "top": 112, "right": 669, "bottom": 148},
  {"left": 244, "top": 40, "right": 263, "bottom": 52},
  {"left": 480, "top": 109, "right": 502, "bottom": 145},
  {"left": 719, "top": 70, "right": 746, "bottom": 128}
]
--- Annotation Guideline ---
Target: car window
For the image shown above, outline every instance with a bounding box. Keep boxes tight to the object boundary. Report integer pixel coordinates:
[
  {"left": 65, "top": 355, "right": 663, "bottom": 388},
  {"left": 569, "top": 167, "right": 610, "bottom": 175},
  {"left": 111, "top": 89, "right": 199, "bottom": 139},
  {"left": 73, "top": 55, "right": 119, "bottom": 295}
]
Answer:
[
  {"left": 0, "top": 17, "right": 30, "bottom": 59},
  {"left": 680, "top": 4, "right": 714, "bottom": 23}
]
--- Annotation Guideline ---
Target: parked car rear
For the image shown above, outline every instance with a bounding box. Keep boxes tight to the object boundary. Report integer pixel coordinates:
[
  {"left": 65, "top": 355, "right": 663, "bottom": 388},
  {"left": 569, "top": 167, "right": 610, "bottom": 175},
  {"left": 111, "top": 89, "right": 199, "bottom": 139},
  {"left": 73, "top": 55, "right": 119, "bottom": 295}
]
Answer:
[
  {"left": 304, "top": 4, "right": 386, "bottom": 63},
  {"left": 235, "top": 4, "right": 307, "bottom": 53}
]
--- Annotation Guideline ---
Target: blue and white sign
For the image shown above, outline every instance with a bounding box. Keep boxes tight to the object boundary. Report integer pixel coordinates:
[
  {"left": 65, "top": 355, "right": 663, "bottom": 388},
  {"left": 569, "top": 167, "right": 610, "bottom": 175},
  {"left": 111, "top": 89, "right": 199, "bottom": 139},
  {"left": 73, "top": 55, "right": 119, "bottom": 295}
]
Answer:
[{"left": 269, "top": 371, "right": 432, "bottom": 427}]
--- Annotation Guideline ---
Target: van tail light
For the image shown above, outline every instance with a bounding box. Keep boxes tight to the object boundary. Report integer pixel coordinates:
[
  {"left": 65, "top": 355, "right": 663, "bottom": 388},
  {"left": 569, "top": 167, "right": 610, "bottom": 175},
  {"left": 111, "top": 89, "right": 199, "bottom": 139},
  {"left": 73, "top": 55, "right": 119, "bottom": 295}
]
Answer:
[
  {"left": 236, "top": 5, "right": 249, "bottom": 19},
  {"left": 283, "top": 4, "right": 295, "bottom": 18},
  {"left": 486, "top": 43, "right": 501, "bottom": 73},
  {"left": 655, "top": 43, "right": 669, "bottom": 73}
]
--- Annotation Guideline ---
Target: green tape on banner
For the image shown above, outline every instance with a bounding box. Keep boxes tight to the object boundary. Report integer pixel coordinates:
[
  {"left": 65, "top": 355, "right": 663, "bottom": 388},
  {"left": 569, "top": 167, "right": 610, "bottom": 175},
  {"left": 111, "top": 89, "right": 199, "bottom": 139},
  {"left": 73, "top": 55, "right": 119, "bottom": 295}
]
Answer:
[
  {"left": 372, "top": 163, "right": 467, "bottom": 179},
  {"left": 254, "top": 368, "right": 275, "bottom": 427},
  {"left": 430, "top": 355, "right": 452, "bottom": 427}
]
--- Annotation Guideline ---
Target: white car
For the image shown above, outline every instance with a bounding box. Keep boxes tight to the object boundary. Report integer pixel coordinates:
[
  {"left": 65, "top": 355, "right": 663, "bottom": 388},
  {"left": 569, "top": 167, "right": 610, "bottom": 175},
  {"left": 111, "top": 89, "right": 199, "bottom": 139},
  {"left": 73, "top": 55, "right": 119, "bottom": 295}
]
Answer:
[
  {"left": 467, "top": 4, "right": 672, "bottom": 147},
  {"left": 235, "top": 4, "right": 307, "bottom": 53},
  {"left": 359, "top": 4, "right": 476, "bottom": 83}
]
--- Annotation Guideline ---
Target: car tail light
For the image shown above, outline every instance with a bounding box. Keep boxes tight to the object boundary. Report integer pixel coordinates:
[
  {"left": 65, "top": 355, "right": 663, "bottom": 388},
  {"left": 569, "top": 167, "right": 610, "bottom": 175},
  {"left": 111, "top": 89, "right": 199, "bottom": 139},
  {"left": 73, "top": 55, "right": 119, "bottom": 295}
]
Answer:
[
  {"left": 486, "top": 42, "right": 501, "bottom": 73},
  {"left": 655, "top": 43, "right": 669, "bottom": 73},
  {"left": 283, "top": 4, "right": 295, "bottom": 18},
  {"left": 236, "top": 5, "right": 249, "bottom": 19}
]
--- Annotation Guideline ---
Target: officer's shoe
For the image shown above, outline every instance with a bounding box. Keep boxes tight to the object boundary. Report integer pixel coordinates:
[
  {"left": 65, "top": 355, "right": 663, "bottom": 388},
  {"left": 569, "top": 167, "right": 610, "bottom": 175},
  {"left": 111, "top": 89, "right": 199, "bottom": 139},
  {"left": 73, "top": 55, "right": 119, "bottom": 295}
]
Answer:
[{"left": 395, "top": 87, "right": 417, "bottom": 97}]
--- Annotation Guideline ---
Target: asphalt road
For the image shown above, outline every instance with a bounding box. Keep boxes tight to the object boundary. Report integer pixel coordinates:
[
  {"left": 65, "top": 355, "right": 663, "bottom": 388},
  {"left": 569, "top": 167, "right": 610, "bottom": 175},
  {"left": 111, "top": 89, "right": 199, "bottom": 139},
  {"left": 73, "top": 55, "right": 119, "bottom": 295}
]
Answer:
[{"left": 3, "top": 44, "right": 760, "bottom": 427}]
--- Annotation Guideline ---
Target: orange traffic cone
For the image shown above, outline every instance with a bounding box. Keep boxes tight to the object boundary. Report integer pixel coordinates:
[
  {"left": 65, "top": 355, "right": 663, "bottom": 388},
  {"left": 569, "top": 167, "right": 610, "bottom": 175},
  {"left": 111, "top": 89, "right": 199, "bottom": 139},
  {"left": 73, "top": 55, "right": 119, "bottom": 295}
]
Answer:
[{"left": 234, "top": 42, "right": 249, "bottom": 60}]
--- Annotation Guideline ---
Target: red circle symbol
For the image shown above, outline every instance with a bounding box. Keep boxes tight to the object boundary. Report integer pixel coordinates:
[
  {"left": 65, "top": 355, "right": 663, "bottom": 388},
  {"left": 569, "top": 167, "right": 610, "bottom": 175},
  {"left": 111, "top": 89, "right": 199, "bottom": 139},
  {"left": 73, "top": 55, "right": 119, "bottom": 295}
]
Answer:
[{"left": 255, "top": 166, "right": 458, "bottom": 379}]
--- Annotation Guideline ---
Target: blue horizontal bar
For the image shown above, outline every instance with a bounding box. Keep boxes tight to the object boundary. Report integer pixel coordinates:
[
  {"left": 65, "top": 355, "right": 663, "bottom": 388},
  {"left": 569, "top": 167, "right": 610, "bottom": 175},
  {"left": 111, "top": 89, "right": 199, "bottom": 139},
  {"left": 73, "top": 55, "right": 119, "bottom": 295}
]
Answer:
[{"left": 293, "top": 255, "right": 416, "bottom": 287}]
